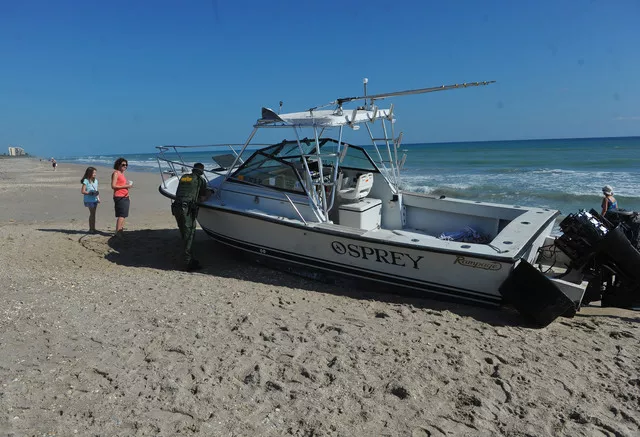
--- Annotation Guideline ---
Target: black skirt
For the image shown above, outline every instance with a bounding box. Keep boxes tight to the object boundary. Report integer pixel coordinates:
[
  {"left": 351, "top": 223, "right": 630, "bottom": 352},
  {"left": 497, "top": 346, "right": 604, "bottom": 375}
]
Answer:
[{"left": 113, "top": 196, "right": 130, "bottom": 218}]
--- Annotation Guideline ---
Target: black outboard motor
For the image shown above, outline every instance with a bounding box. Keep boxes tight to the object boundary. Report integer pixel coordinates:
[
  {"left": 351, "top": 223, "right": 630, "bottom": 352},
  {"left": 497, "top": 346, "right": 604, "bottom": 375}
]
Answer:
[
  {"left": 555, "top": 210, "right": 609, "bottom": 269},
  {"left": 556, "top": 209, "right": 640, "bottom": 309},
  {"left": 604, "top": 210, "right": 640, "bottom": 251}
]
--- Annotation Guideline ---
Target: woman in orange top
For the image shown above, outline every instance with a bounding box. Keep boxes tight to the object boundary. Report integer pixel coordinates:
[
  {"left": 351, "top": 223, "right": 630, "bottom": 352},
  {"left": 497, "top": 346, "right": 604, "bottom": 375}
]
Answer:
[{"left": 111, "top": 157, "right": 133, "bottom": 236}]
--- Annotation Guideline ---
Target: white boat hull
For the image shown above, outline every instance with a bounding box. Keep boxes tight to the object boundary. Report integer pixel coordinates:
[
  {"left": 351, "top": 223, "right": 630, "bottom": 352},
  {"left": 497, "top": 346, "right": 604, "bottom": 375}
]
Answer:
[{"left": 195, "top": 205, "right": 555, "bottom": 305}]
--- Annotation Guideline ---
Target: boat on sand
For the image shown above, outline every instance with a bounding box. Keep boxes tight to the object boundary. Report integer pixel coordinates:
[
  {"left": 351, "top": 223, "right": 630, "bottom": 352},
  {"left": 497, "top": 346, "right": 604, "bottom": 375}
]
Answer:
[{"left": 157, "top": 80, "right": 589, "bottom": 326}]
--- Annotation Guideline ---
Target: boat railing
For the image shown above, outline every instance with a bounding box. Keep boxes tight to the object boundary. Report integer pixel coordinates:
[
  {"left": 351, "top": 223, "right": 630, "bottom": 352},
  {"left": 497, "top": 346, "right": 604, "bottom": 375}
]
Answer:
[
  {"left": 156, "top": 143, "right": 257, "bottom": 189},
  {"left": 157, "top": 158, "right": 196, "bottom": 188},
  {"left": 282, "top": 191, "right": 308, "bottom": 225}
]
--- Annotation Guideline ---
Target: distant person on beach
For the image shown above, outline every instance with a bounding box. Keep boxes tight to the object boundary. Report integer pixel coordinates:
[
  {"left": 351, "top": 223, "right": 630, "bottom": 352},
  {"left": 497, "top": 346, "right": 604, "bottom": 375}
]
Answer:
[
  {"left": 80, "top": 166, "right": 100, "bottom": 233},
  {"left": 51, "top": 158, "right": 57, "bottom": 171},
  {"left": 172, "top": 163, "right": 211, "bottom": 271},
  {"left": 111, "top": 158, "right": 132, "bottom": 236},
  {"left": 601, "top": 185, "right": 618, "bottom": 216}
]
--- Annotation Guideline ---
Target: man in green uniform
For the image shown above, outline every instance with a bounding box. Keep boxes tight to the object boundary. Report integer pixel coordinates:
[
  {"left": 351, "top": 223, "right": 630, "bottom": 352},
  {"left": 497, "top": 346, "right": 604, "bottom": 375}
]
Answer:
[{"left": 172, "top": 163, "right": 211, "bottom": 271}]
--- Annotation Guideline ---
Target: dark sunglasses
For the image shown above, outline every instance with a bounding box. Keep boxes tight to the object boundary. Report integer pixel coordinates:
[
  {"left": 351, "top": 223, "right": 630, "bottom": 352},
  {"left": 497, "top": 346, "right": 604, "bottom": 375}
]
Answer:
[{"left": 121, "top": 163, "right": 128, "bottom": 167}]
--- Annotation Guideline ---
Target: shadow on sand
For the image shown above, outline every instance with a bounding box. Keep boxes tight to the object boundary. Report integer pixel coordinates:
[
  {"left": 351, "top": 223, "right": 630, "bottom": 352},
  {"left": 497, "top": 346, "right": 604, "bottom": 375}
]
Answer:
[
  {"left": 81, "top": 228, "right": 534, "bottom": 327},
  {"left": 39, "top": 227, "right": 637, "bottom": 326}
]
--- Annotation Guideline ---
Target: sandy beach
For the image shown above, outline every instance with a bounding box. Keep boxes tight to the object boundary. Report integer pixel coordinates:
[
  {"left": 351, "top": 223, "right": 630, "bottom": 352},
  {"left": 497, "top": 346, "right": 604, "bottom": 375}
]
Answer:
[{"left": 1, "top": 158, "right": 639, "bottom": 436}]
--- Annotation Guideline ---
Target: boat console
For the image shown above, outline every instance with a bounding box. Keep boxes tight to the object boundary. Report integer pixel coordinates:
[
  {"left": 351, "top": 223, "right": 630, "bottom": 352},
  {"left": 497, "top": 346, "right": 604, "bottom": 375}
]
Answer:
[
  {"left": 338, "top": 198, "right": 382, "bottom": 230},
  {"left": 335, "top": 172, "right": 382, "bottom": 230}
]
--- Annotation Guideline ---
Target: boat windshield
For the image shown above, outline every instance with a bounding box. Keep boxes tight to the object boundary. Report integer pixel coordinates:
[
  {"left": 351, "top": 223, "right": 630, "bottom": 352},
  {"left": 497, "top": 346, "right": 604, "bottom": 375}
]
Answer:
[
  {"left": 229, "top": 140, "right": 317, "bottom": 193},
  {"left": 341, "top": 146, "right": 377, "bottom": 171},
  {"left": 231, "top": 151, "right": 305, "bottom": 193},
  {"left": 230, "top": 138, "right": 378, "bottom": 193}
]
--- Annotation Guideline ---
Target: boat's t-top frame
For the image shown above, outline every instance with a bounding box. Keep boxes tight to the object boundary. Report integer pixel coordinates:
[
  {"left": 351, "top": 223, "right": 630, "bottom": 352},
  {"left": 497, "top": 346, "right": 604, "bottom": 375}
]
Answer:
[
  {"left": 156, "top": 80, "right": 495, "bottom": 223},
  {"left": 217, "top": 80, "right": 496, "bottom": 222}
]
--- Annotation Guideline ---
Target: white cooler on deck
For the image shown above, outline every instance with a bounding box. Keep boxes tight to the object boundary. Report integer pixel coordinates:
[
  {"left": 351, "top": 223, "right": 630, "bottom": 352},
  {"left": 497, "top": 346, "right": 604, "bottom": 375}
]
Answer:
[{"left": 338, "top": 198, "right": 382, "bottom": 230}]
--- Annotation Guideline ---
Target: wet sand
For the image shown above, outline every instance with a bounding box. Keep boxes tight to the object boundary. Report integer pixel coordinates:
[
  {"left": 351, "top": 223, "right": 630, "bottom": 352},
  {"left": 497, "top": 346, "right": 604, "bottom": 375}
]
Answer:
[{"left": 1, "top": 158, "right": 639, "bottom": 436}]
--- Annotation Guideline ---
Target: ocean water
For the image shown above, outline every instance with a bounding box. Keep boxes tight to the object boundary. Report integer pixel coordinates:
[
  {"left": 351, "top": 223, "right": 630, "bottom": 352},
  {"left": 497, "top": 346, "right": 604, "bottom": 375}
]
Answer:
[{"left": 60, "top": 136, "right": 640, "bottom": 216}]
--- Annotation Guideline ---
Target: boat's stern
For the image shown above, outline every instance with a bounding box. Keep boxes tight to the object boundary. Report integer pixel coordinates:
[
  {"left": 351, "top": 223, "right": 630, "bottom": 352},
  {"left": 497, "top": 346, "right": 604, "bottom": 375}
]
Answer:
[{"left": 485, "top": 206, "right": 560, "bottom": 263}]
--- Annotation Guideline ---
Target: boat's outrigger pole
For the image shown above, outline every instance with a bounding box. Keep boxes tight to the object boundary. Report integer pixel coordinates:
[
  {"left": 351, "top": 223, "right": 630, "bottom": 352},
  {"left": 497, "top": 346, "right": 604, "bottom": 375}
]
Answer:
[{"left": 335, "top": 80, "right": 496, "bottom": 107}]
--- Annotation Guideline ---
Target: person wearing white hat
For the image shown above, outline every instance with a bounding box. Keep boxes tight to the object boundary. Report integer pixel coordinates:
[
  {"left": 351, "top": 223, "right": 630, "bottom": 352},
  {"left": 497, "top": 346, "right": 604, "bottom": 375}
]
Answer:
[{"left": 601, "top": 185, "right": 618, "bottom": 216}]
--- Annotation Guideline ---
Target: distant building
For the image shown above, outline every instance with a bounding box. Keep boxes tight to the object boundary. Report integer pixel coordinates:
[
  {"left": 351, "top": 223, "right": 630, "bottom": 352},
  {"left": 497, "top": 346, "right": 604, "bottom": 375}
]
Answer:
[{"left": 8, "top": 146, "right": 26, "bottom": 156}]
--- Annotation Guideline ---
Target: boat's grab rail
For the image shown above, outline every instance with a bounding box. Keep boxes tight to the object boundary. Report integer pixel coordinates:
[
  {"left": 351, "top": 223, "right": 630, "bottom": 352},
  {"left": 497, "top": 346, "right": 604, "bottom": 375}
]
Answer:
[{"left": 155, "top": 143, "right": 249, "bottom": 189}]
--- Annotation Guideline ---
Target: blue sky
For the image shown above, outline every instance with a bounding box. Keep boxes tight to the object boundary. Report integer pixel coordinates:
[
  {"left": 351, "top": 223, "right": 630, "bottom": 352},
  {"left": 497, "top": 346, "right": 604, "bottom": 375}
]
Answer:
[{"left": 1, "top": 0, "right": 639, "bottom": 157}]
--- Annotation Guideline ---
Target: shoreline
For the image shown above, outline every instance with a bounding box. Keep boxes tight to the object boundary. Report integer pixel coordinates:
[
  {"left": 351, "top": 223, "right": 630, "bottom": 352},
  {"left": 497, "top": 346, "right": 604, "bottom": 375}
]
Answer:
[
  {"left": 1, "top": 157, "right": 639, "bottom": 436},
  {"left": 0, "top": 158, "right": 168, "bottom": 228}
]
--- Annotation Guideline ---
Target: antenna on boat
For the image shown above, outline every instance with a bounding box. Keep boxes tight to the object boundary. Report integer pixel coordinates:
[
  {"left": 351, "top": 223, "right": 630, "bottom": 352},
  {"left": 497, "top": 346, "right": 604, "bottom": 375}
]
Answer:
[
  {"left": 363, "top": 78, "right": 368, "bottom": 109},
  {"left": 336, "top": 80, "right": 496, "bottom": 107}
]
